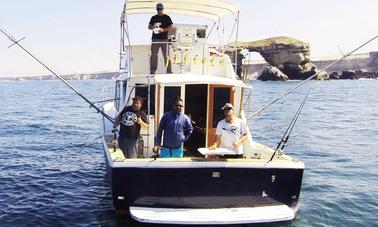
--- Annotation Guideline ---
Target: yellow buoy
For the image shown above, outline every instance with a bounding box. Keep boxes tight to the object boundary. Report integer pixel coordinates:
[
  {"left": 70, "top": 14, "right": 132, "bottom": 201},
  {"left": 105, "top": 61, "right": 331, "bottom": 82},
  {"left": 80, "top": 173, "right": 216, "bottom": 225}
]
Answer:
[
  {"left": 210, "top": 56, "right": 215, "bottom": 66},
  {"left": 202, "top": 56, "right": 207, "bottom": 65},
  {"left": 220, "top": 58, "right": 225, "bottom": 67},
  {"left": 193, "top": 55, "right": 199, "bottom": 65},
  {"left": 184, "top": 51, "right": 189, "bottom": 65},
  {"left": 174, "top": 53, "right": 178, "bottom": 64},
  {"left": 165, "top": 56, "right": 170, "bottom": 68}
]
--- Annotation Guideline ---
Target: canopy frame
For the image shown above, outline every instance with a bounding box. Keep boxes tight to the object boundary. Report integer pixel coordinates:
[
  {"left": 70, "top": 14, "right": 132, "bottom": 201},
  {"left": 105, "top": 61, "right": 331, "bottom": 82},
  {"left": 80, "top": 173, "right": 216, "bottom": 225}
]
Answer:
[{"left": 123, "top": 0, "right": 239, "bottom": 22}]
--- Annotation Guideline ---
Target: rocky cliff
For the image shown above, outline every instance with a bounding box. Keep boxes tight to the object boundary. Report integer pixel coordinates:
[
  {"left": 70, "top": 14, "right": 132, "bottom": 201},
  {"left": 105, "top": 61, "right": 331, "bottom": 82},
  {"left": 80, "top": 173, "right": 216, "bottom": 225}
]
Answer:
[
  {"left": 239, "top": 36, "right": 311, "bottom": 66},
  {"left": 233, "top": 36, "right": 328, "bottom": 80}
]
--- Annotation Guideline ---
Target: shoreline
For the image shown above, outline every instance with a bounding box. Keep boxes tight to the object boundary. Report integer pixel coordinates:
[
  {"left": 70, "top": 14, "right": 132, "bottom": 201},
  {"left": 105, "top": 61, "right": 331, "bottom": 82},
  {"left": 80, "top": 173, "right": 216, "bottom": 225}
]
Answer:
[{"left": 1, "top": 52, "right": 377, "bottom": 81}]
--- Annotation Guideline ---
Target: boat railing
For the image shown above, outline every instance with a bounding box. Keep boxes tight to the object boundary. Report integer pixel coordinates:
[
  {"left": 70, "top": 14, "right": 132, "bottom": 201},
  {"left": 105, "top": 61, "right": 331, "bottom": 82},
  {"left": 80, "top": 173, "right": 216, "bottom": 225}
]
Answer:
[
  {"left": 122, "top": 41, "right": 239, "bottom": 78},
  {"left": 242, "top": 88, "right": 253, "bottom": 111},
  {"left": 101, "top": 85, "right": 117, "bottom": 106}
]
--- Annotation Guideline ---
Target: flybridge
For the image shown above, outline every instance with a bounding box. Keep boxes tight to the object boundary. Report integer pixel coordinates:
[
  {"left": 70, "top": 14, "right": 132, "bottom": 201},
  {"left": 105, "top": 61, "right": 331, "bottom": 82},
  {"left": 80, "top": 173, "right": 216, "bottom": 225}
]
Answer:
[
  {"left": 119, "top": 0, "right": 242, "bottom": 79},
  {"left": 126, "top": 23, "right": 238, "bottom": 77}
]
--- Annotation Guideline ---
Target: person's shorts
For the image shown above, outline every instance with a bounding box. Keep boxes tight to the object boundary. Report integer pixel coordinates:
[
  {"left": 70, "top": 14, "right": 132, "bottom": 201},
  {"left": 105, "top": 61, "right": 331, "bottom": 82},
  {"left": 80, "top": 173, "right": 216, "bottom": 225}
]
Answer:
[
  {"left": 160, "top": 147, "right": 183, "bottom": 158},
  {"left": 118, "top": 137, "right": 138, "bottom": 159}
]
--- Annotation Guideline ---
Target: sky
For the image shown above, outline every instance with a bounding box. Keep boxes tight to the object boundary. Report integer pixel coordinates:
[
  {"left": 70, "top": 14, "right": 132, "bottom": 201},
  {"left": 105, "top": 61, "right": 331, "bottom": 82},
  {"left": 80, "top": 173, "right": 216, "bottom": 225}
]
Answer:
[{"left": 0, "top": 0, "right": 377, "bottom": 77}]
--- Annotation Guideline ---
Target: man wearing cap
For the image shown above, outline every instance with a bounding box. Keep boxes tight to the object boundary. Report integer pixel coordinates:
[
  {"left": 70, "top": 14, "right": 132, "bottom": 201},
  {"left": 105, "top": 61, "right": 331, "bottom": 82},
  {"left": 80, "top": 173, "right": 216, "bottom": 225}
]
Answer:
[
  {"left": 209, "top": 103, "right": 248, "bottom": 158},
  {"left": 112, "top": 96, "right": 148, "bottom": 158},
  {"left": 148, "top": 3, "right": 173, "bottom": 74}
]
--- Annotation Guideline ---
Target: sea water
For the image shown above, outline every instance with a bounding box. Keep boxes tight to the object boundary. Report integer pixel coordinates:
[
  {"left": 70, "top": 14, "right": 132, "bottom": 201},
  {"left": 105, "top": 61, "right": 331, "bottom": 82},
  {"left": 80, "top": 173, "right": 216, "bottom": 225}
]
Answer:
[{"left": 0, "top": 80, "right": 377, "bottom": 226}]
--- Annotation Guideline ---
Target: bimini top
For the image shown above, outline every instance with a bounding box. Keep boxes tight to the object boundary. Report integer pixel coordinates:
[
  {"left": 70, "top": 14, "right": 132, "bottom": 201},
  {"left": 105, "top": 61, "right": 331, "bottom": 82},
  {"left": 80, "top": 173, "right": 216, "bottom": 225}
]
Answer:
[{"left": 124, "top": 0, "right": 239, "bottom": 21}]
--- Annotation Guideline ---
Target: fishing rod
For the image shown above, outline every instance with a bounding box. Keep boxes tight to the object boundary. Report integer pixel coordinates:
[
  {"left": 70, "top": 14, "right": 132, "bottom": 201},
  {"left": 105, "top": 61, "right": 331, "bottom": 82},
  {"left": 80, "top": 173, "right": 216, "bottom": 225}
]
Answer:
[
  {"left": 84, "top": 127, "right": 119, "bottom": 146},
  {"left": 267, "top": 88, "right": 311, "bottom": 163},
  {"left": 247, "top": 35, "right": 378, "bottom": 121},
  {"left": 113, "top": 129, "right": 118, "bottom": 153},
  {"left": 0, "top": 27, "right": 115, "bottom": 124}
]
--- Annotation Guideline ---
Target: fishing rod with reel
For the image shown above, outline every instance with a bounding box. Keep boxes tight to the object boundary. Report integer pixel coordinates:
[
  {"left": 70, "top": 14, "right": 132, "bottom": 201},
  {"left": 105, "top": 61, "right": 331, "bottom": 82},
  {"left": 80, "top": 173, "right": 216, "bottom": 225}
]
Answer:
[
  {"left": 0, "top": 27, "right": 115, "bottom": 124},
  {"left": 266, "top": 88, "right": 311, "bottom": 164}
]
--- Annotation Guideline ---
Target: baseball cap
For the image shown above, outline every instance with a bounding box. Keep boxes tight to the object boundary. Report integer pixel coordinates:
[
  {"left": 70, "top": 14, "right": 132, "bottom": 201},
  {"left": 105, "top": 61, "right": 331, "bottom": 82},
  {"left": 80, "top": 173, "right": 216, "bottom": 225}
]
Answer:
[
  {"left": 221, "top": 103, "right": 234, "bottom": 110},
  {"left": 156, "top": 3, "right": 164, "bottom": 10}
]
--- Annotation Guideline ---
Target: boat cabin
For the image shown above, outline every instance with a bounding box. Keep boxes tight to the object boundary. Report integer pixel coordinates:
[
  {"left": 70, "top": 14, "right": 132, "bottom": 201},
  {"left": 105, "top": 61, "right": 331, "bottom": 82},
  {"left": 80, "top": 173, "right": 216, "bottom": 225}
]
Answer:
[{"left": 109, "top": 22, "right": 252, "bottom": 158}]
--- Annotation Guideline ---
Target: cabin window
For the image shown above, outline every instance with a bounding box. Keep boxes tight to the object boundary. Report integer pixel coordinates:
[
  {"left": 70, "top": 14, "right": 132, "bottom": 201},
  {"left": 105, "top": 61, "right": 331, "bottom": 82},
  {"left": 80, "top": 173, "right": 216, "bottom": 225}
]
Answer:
[
  {"left": 164, "top": 86, "right": 181, "bottom": 113},
  {"left": 135, "top": 84, "right": 155, "bottom": 115},
  {"left": 212, "top": 87, "right": 231, "bottom": 127}
]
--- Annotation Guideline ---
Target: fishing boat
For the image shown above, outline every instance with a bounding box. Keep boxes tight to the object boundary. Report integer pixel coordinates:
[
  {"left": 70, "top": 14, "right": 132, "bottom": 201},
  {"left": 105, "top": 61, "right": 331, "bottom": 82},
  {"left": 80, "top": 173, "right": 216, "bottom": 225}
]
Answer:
[
  {"left": 0, "top": 1, "right": 376, "bottom": 225},
  {"left": 98, "top": 0, "right": 304, "bottom": 225}
]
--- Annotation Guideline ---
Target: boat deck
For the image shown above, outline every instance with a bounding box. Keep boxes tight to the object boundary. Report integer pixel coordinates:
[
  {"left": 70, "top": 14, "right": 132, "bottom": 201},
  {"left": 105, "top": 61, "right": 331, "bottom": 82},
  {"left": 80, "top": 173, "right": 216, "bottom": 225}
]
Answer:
[{"left": 103, "top": 135, "right": 304, "bottom": 169}]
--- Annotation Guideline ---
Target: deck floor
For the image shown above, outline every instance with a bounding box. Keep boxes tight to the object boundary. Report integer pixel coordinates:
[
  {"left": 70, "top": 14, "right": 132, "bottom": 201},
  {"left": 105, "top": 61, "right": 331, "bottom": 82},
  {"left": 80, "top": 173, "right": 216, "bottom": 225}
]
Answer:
[{"left": 104, "top": 135, "right": 300, "bottom": 164}]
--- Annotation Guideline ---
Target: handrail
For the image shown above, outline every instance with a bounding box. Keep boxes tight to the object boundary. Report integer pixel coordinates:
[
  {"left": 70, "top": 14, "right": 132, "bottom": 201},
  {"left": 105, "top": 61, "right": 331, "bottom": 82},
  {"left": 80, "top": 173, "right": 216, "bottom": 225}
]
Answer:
[{"left": 122, "top": 41, "right": 239, "bottom": 78}]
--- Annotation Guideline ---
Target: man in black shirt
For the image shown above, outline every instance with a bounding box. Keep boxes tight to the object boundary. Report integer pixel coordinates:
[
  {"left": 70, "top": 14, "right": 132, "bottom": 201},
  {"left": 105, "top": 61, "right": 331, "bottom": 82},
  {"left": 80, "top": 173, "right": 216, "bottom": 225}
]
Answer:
[
  {"left": 112, "top": 96, "right": 148, "bottom": 158},
  {"left": 148, "top": 3, "right": 173, "bottom": 74}
]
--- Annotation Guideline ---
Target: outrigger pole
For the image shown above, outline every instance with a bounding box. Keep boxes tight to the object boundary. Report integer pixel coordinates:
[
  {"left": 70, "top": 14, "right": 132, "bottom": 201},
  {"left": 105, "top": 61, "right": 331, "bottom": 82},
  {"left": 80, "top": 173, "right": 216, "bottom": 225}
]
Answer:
[
  {"left": 247, "top": 35, "right": 378, "bottom": 121},
  {"left": 0, "top": 27, "right": 115, "bottom": 124}
]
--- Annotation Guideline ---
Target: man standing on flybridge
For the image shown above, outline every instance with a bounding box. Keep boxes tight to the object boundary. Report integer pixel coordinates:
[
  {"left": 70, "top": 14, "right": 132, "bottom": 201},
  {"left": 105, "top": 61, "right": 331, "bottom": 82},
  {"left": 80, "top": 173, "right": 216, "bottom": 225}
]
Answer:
[{"left": 148, "top": 2, "right": 173, "bottom": 74}]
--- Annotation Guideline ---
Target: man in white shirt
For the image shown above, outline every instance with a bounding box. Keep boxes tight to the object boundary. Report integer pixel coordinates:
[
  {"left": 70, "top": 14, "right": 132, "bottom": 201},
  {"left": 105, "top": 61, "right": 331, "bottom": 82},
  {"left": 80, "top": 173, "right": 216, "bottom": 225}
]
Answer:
[{"left": 209, "top": 103, "right": 248, "bottom": 158}]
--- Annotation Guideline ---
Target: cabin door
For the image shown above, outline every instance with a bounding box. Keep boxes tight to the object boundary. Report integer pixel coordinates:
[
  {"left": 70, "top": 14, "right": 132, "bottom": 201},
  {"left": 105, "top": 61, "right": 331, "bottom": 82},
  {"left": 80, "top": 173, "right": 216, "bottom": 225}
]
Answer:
[
  {"left": 207, "top": 85, "right": 234, "bottom": 146},
  {"left": 184, "top": 84, "right": 208, "bottom": 156},
  {"left": 163, "top": 86, "right": 181, "bottom": 112}
]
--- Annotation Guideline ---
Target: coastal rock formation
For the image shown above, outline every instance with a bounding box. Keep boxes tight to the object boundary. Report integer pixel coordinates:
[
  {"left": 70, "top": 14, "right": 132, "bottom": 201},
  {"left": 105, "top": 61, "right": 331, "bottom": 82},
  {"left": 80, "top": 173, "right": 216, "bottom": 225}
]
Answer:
[
  {"left": 280, "top": 63, "right": 328, "bottom": 80},
  {"left": 232, "top": 36, "right": 328, "bottom": 80},
  {"left": 257, "top": 66, "right": 289, "bottom": 81},
  {"left": 326, "top": 70, "right": 378, "bottom": 80},
  {"left": 341, "top": 70, "right": 360, "bottom": 79},
  {"left": 247, "top": 37, "right": 311, "bottom": 67},
  {"left": 329, "top": 72, "right": 340, "bottom": 80},
  {"left": 245, "top": 51, "right": 378, "bottom": 80},
  {"left": 368, "top": 51, "right": 378, "bottom": 69},
  {"left": 340, "top": 70, "right": 377, "bottom": 80}
]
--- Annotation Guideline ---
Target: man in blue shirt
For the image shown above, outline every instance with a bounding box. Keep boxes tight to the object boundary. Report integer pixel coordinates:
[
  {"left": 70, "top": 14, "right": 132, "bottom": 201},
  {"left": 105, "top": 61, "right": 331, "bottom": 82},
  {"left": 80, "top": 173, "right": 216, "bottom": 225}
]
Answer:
[{"left": 155, "top": 98, "right": 193, "bottom": 158}]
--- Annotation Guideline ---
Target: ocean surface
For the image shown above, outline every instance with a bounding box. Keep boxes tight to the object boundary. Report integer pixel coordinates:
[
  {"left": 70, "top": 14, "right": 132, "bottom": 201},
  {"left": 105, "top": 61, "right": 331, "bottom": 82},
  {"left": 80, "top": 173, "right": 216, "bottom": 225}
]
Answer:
[{"left": 0, "top": 79, "right": 377, "bottom": 226}]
